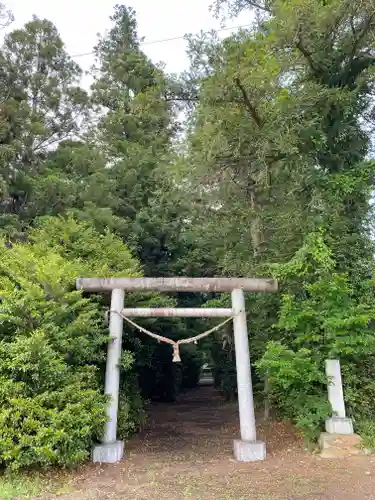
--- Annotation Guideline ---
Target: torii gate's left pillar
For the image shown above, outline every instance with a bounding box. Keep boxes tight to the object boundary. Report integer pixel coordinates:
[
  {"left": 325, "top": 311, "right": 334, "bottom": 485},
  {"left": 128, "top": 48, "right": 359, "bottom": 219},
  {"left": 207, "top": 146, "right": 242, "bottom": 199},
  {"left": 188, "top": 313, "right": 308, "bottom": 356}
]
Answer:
[{"left": 92, "top": 288, "right": 125, "bottom": 463}]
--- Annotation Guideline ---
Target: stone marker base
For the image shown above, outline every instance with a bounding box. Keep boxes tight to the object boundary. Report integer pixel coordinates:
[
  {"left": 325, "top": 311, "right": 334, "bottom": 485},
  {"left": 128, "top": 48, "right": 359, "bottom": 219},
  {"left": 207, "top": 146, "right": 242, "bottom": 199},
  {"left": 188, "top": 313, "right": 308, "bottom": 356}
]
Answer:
[
  {"left": 233, "top": 439, "right": 266, "bottom": 462},
  {"left": 319, "top": 433, "right": 363, "bottom": 459},
  {"left": 325, "top": 417, "right": 354, "bottom": 435},
  {"left": 91, "top": 441, "right": 124, "bottom": 463}
]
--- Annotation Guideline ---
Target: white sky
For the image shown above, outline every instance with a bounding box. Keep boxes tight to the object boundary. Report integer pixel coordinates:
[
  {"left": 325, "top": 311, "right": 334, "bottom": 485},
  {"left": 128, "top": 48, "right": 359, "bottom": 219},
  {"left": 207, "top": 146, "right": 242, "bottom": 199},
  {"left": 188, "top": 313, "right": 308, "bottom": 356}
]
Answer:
[{"left": 5, "top": 0, "right": 252, "bottom": 88}]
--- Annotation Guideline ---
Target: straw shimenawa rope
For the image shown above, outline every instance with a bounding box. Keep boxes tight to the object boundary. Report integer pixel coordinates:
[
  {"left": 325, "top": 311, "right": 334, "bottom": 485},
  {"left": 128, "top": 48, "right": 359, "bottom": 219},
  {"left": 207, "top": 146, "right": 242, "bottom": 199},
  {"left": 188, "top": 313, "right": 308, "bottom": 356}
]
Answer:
[{"left": 109, "top": 309, "right": 236, "bottom": 362}]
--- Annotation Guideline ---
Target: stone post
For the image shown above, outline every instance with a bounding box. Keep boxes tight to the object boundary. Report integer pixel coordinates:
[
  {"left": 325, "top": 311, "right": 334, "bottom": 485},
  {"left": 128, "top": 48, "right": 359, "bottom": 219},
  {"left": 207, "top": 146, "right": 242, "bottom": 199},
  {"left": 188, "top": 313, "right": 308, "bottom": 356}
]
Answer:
[
  {"left": 319, "top": 359, "right": 363, "bottom": 458},
  {"left": 231, "top": 288, "right": 266, "bottom": 461},
  {"left": 92, "top": 288, "right": 125, "bottom": 463},
  {"left": 325, "top": 359, "right": 353, "bottom": 434}
]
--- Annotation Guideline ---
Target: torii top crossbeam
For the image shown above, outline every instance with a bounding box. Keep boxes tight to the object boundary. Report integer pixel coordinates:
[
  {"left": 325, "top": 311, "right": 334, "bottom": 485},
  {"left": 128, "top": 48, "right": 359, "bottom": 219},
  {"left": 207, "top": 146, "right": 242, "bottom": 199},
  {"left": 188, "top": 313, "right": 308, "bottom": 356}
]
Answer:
[{"left": 76, "top": 277, "right": 278, "bottom": 293}]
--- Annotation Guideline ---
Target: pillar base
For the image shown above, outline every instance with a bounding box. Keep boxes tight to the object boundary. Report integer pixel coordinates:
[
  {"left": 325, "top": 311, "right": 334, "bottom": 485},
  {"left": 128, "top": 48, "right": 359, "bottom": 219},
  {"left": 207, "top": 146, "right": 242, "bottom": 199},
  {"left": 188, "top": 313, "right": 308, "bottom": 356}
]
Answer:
[
  {"left": 325, "top": 417, "right": 353, "bottom": 435},
  {"left": 233, "top": 439, "right": 266, "bottom": 462},
  {"left": 319, "top": 432, "right": 363, "bottom": 458},
  {"left": 91, "top": 441, "right": 124, "bottom": 463}
]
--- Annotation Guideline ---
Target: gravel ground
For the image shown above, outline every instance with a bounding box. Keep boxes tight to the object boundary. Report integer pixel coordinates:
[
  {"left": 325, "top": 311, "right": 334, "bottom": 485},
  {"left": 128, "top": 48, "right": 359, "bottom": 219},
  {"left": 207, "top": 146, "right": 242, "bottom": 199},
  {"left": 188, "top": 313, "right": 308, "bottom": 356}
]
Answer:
[{"left": 39, "top": 387, "right": 375, "bottom": 500}]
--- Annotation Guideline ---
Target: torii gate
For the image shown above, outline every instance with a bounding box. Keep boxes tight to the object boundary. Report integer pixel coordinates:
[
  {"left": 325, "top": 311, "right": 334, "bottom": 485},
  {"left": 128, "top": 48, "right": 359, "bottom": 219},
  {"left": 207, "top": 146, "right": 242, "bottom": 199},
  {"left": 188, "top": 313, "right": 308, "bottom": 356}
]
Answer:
[{"left": 76, "top": 277, "right": 278, "bottom": 463}]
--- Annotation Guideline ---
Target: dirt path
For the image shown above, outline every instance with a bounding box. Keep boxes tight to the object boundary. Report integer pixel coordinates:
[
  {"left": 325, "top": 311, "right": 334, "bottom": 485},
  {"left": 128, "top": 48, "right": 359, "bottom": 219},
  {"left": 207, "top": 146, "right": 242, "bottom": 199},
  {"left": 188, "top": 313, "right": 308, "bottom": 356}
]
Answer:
[{"left": 54, "top": 386, "right": 375, "bottom": 500}]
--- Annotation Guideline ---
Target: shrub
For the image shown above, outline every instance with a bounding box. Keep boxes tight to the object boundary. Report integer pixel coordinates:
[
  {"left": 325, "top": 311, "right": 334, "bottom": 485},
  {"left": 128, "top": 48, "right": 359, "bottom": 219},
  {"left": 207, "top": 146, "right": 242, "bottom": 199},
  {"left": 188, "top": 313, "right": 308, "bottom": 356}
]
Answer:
[
  {"left": 0, "top": 325, "right": 106, "bottom": 469},
  {"left": 0, "top": 372, "right": 106, "bottom": 470},
  {"left": 0, "top": 217, "right": 143, "bottom": 469},
  {"left": 30, "top": 215, "right": 142, "bottom": 278},
  {"left": 32, "top": 217, "right": 162, "bottom": 439},
  {"left": 256, "top": 342, "right": 330, "bottom": 441},
  {"left": 257, "top": 231, "right": 375, "bottom": 442},
  {"left": 357, "top": 419, "right": 375, "bottom": 452},
  {"left": 117, "top": 374, "right": 147, "bottom": 439}
]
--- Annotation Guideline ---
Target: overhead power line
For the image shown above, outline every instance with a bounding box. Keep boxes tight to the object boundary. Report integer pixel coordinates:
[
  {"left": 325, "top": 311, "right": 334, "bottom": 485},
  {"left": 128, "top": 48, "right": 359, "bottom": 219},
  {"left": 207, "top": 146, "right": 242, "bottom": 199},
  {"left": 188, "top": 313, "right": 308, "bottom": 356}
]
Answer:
[{"left": 70, "top": 23, "right": 253, "bottom": 59}]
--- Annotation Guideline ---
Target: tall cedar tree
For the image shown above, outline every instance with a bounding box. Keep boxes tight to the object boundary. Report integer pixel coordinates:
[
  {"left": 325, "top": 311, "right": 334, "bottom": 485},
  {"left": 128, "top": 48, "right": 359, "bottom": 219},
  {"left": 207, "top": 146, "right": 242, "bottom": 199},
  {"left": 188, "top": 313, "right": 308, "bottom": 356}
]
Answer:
[{"left": 0, "top": 17, "right": 90, "bottom": 235}]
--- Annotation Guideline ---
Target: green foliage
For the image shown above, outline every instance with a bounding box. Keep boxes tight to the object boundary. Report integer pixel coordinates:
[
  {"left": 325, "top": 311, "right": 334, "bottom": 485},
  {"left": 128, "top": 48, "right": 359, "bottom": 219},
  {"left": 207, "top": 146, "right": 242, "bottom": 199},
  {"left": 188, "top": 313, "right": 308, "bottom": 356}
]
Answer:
[
  {"left": 272, "top": 231, "right": 375, "bottom": 359},
  {"left": 186, "top": 0, "right": 375, "bottom": 421},
  {"left": 340, "top": 358, "right": 375, "bottom": 422},
  {"left": 29, "top": 217, "right": 182, "bottom": 437},
  {"left": 0, "top": 216, "right": 158, "bottom": 469},
  {"left": 183, "top": 0, "right": 375, "bottom": 311},
  {"left": 256, "top": 342, "right": 330, "bottom": 441},
  {"left": 357, "top": 420, "right": 375, "bottom": 452},
  {"left": 30, "top": 215, "right": 142, "bottom": 277},
  {"left": 180, "top": 345, "right": 204, "bottom": 390},
  {"left": 0, "top": 18, "right": 90, "bottom": 235},
  {"left": 256, "top": 233, "right": 375, "bottom": 441},
  {"left": 0, "top": 374, "right": 106, "bottom": 470},
  {"left": 211, "top": 335, "right": 237, "bottom": 401},
  {"left": 0, "top": 238, "right": 107, "bottom": 469},
  {"left": 117, "top": 374, "right": 147, "bottom": 440},
  {"left": 0, "top": 241, "right": 106, "bottom": 364},
  {"left": 210, "top": 0, "right": 270, "bottom": 20},
  {"left": 90, "top": 5, "right": 183, "bottom": 277}
]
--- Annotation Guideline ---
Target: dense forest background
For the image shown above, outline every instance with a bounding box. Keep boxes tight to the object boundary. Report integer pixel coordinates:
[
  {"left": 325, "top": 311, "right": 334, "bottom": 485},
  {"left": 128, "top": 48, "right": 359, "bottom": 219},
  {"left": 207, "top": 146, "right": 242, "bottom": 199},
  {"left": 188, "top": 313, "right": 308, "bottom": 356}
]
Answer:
[{"left": 0, "top": 0, "right": 374, "bottom": 470}]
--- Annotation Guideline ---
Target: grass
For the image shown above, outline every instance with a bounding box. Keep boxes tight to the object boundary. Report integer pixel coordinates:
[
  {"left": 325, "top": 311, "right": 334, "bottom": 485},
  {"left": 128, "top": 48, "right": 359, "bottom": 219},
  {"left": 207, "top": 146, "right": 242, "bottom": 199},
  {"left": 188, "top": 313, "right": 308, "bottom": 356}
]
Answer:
[
  {"left": 0, "top": 472, "right": 71, "bottom": 499},
  {"left": 0, "top": 474, "right": 48, "bottom": 499},
  {"left": 357, "top": 419, "right": 375, "bottom": 452}
]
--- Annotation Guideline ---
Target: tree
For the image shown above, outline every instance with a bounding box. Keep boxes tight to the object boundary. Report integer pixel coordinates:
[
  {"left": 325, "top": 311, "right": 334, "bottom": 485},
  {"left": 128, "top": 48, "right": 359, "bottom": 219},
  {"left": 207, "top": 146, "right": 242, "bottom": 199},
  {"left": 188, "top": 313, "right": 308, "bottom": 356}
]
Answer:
[
  {"left": 182, "top": 0, "right": 375, "bottom": 411},
  {"left": 90, "top": 7, "right": 215, "bottom": 392},
  {"left": 0, "top": 6, "right": 204, "bottom": 411},
  {"left": 89, "top": 5, "right": 185, "bottom": 276},
  {"left": 211, "top": 0, "right": 272, "bottom": 19},
  {"left": 0, "top": 2, "right": 13, "bottom": 29},
  {"left": 0, "top": 17, "right": 90, "bottom": 234},
  {"left": 186, "top": 0, "right": 375, "bottom": 274}
]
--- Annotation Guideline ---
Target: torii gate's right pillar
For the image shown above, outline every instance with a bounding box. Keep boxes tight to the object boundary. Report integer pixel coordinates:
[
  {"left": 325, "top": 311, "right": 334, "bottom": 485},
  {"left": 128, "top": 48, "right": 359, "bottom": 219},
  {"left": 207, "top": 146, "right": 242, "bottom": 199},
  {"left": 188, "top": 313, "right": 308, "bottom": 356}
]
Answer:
[{"left": 232, "top": 288, "right": 266, "bottom": 461}]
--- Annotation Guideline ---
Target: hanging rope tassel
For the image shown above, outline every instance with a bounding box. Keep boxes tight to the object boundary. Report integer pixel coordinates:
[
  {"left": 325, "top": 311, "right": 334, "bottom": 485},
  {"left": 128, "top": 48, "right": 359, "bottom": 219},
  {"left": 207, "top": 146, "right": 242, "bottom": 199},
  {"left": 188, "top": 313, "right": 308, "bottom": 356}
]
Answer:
[
  {"left": 172, "top": 343, "right": 181, "bottom": 363},
  {"left": 109, "top": 310, "right": 235, "bottom": 362}
]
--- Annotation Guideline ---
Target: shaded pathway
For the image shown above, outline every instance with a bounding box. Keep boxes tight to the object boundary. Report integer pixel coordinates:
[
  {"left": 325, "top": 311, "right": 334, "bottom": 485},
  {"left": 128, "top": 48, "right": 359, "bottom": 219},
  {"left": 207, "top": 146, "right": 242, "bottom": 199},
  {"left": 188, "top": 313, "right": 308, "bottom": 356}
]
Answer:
[
  {"left": 55, "top": 386, "right": 375, "bottom": 500},
  {"left": 128, "top": 386, "right": 240, "bottom": 459}
]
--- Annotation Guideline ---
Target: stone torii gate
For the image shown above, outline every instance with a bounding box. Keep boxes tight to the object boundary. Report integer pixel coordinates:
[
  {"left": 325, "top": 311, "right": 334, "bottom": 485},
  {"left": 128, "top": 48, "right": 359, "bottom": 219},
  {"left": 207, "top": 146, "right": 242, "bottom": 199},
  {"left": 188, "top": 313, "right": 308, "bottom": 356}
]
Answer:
[{"left": 76, "top": 277, "right": 278, "bottom": 464}]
